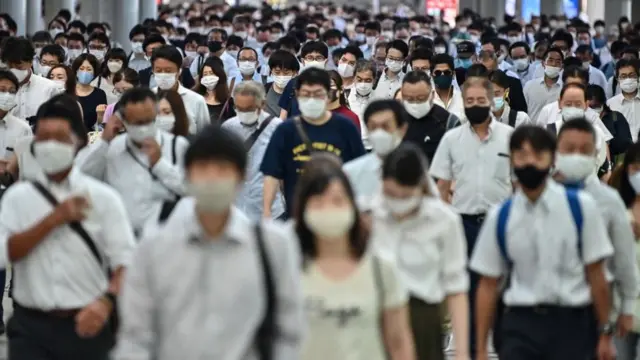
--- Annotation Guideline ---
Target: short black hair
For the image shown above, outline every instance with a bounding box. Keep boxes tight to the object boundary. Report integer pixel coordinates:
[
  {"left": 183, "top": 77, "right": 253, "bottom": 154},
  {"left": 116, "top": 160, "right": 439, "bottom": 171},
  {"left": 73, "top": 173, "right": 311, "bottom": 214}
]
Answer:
[
  {"left": 268, "top": 50, "right": 300, "bottom": 72},
  {"left": 71, "top": 53, "right": 100, "bottom": 76},
  {"left": 117, "top": 87, "right": 157, "bottom": 113},
  {"left": 551, "top": 30, "right": 574, "bottom": 49},
  {"left": 67, "top": 32, "right": 86, "bottom": 46},
  {"left": 150, "top": 45, "right": 183, "bottom": 69},
  {"left": 575, "top": 44, "right": 593, "bottom": 56},
  {"left": 616, "top": 58, "right": 639, "bottom": 77},
  {"left": 35, "top": 93, "right": 88, "bottom": 148},
  {"left": 386, "top": 40, "right": 409, "bottom": 58},
  {"left": 32, "top": 31, "right": 53, "bottom": 44},
  {"left": 341, "top": 45, "right": 364, "bottom": 60},
  {"left": 237, "top": 46, "right": 258, "bottom": 60},
  {"left": 431, "top": 53, "right": 454, "bottom": 71},
  {"left": 544, "top": 46, "right": 565, "bottom": 62},
  {"left": 184, "top": 125, "right": 247, "bottom": 176},
  {"left": 562, "top": 65, "right": 589, "bottom": 84},
  {"left": 87, "top": 22, "right": 106, "bottom": 34},
  {"left": 467, "top": 63, "right": 489, "bottom": 78},
  {"left": 402, "top": 70, "right": 431, "bottom": 86},
  {"left": 364, "top": 21, "right": 381, "bottom": 33},
  {"left": 563, "top": 56, "right": 582, "bottom": 69},
  {"left": 276, "top": 35, "right": 301, "bottom": 53},
  {"left": 226, "top": 35, "right": 244, "bottom": 48},
  {"left": 1, "top": 37, "right": 35, "bottom": 63},
  {"left": 557, "top": 118, "right": 597, "bottom": 145},
  {"left": 68, "top": 20, "right": 87, "bottom": 33},
  {"left": 489, "top": 70, "right": 510, "bottom": 90},
  {"left": 300, "top": 40, "right": 328, "bottom": 59},
  {"left": 409, "top": 47, "right": 433, "bottom": 66},
  {"left": 509, "top": 125, "right": 556, "bottom": 154},
  {"left": 382, "top": 142, "right": 430, "bottom": 187},
  {"left": 363, "top": 99, "right": 408, "bottom": 127},
  {"left": 129, "top": 24, "right": 148, "bottom": 40},
  {"left": 88, "top": 32, "right": 110, "bottom": 49},
  {"left": 143, "top": 33, "right": 166, "bottom": 53},
  {"left": 40, "top": 44, "right": 65, "bottom": 63},
  {"left": 0, "top": 69, "right": 19, "bottom": 89},
  {"left": 295, "top": 68, "right": 331, "bottom": 93},
  {"left": 509, "top": 41, "right": 530, "bottom": 55}
]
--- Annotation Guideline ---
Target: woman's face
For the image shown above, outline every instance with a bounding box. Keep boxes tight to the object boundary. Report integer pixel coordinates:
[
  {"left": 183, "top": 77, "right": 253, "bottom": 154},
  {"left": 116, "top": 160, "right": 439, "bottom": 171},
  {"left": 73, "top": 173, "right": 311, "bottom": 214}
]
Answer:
[
  {"left": 113, "top": 80, "right": 134, "bottom": 95},
  {"left": 382, "top": 178, "right": 422, "bottom": 200},
  {"left": 330, "top": 79, "right": 339, "bottom": 102},
  {"left": 304, "top": 179, "right": 352, "bottom": 213},
  {"left": 49, "top": 67, "right": 67, "bottom": 81},
  {"left": 158, "top": 98, "right": 173, "bottom": 116},
  {"left": 587, "top": 97, "right": 603, "bottom": 110},
  {"left": 202, "top": 65, "right": 215, "bottom": 77},
  {"left": 79, "top": 60, "right": 94, "bottom": 75}
]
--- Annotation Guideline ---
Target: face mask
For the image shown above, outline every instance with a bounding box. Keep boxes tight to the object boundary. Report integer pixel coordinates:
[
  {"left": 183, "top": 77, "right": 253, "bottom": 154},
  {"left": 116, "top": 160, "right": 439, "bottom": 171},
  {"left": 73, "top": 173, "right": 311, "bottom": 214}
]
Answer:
[
  {"left": 368, "top": 129, "right": 400, "bottom": 156},
  {"left": 508, "top": 36, "right": 520, "bottom": 44},
  {"left": 38, "top": 65, "right": 51, "bottom": 77},
  {"left": 67, "top": 49, "right": 83, "bottom": 61},
  {"left": 89, "top": 49, "right": 105, "bottom": 61},
  {"left": 53, "top": 79, "right": 66, "bottom": 88},
  {"left": 561, "top": 107, "right": 585, "bottom": 121},
  {"left": 465, "top": 105, "right": 490, "bottom": 124},
  {"left": 581, "top": 61, "right": 590, "bottom": 71},
  {"left": 131, "top": 41, "right": 144, "bottom": 54},
  {"left": 234, "top": 31, "right": 247, "bottom": 39},
  {"left": 544, "top": 65, "right": 561, "bottom": 78},
  {"left": 385, "top": 59, "right": 403, "bottom": 73},
  {"left": 270, "top": 33, "right": 283, "bottom": 42},
  {"left": 0, "top": 92, "right": 16, "bottom": 111},
  {"left": 629, "top": 172, "right": 640, "bottom": 193},
  {"left": 187, "top": 179, "right": 237, "bottom": 214},
  {"left": 493, "top": 97, "right": 505, "bottom": 111},
  {"left": 107, "top": 60, "right": 123, "bottom": 73},
  {"left": 595, "top": 26, "right": 605, "bottom": 34},
  {"left": 10, "top": 68, "right": 29, "bottom": 83},
  {"left": 470, "top": 34, "right": 480, "bottom": 44},
  {"left": 155, "top": 73, "right": 177, "bottom": 90},
  {"left": 456, "top": 58, "right": 473, "bottom": 69},
  {"left": 513, "top": 164, "right": 549, "bottom": 190},
  {"left": 304, "top": 208, "right": 355, "bottom": 238},
  {"left": 77, "top": 71, "right": 94, "bottom": 85},
  {"left": 185, "top": 50, "right": 198, "bottom": 59},
  {"left": 125, "top": 122, "right": 157, "bottom": 142},
  {"left": 304, "top": 60, "right": 326, "bottom": 70},
  {"left": 273, "top": 75, "right": 292, "bottom": 89},
  {"left": 433, "top": 74, "right": 453, "bottom": 89},
  {"left": 49, "top": 28, "right": 63, "bottom": 38},
  {"left": 200, "top": 75, "right": 219, "bottom": 89},
  {"left": 337, "top": 63, "right": 355, "bottom": 77},
  {"left": 366, "top": 36, "right": 376, "bottom": 46},
  {"left": 238, "top": 61, "right": 256, "bottom": 75},
  {"left": 555, "top": 153, "right": 595, "bottom": 182},
  {"left": 298, "top": 97, "right": 327, "bottom": 119},
  {"left": 237, "top": 111, "right": 259, "bottom": 125},
  {"left": 355, "top": 33, "right": 365, "bottom": 42},
  {"left": 355, "top": 82, "right": 373, "bottom": 96},
  {"left": 404, "top": 100, "right": 432, "bottom": 119},
  {"left": 434, "top": 46, "right": 446, "bottom": 54},
  {"left": 513, "top": 58, "right": 529, "bottom": 71},
  {"left": 620, "top": 78, "right": 639, "bottom": 93},
  {"left": 227, "top": 49, "right": 239, "bottom": 59},
  {"left": 384, "top": 195, "right": 422, "bottom": 215},
  {"left": 33, "top": 140, "right": 76, "bottom": 174},
  {"left": 156, "top": 114, "right": 175, "bottom": 132}
]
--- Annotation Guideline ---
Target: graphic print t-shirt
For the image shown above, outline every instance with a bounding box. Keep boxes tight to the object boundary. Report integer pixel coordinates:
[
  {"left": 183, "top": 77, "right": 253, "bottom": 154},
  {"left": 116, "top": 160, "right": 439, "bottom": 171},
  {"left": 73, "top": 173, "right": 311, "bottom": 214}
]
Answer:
[
  {"left": 301, "top": 254, "right": 408, "bottom": 360},
  {"left": 260, "top": 114, "right": 366, "bottom": 213}
]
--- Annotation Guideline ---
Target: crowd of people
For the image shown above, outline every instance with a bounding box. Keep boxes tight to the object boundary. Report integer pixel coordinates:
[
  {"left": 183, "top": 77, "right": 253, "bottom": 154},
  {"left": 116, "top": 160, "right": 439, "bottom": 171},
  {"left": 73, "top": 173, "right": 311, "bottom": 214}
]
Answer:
[{"left": 0, "top": 0, "right": 639, "bottom": 359}]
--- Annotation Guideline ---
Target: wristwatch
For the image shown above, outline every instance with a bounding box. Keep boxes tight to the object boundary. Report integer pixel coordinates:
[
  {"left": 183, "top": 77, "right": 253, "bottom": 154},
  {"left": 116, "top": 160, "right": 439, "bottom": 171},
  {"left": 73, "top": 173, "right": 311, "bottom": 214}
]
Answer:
[
  {"left": 599, "top": 322, "right": 614, "bottom": 336},
  {"left": 103, "top": 291, "right": 117, "bottom": 307}
]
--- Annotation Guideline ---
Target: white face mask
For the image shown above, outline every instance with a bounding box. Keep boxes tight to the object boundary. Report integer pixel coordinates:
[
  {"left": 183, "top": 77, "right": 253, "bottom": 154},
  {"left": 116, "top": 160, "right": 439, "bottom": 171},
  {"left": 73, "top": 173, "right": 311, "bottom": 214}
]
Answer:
[
  {"left": 10, "top": 68, "right": 29, "bottom": 83},
  {"left": 303, "top": 60, "right": 326, "bottom": 70},
  {"left": 187, "top": 179, "right": 237, "bottom": 214},
  {"left": 238, "top": 61, "right": 256, "bottom": 76},
  {"left": 89, "top": 49, "right": 105, "bottom": 61},
  {"left": 131, "top": 41, "right": 144, "bottom": 54},
  {"left": 227, "top": 49, "right": 239, "bottom": 59},
  {"left": 544, "top": 65, "right": 561, "bottom": 78},
  {"left": 513, "top": 58, "right": 529, "bottom": 71},
  {"left": 237, "top": 111, "right": 259, "bottom": 125},
  {"left": 561, "top": 107, "right": 585, "bottom": 121},
  {"left": 155, "top": 73, "right": 177, "bottom": 90},
  {"left": 384, "top": 195, "right": 422, "bottom": 216},
  {"left": 125, "top": 122, "right": 157, "bottom": 142},
  {"left": 156, "top": 114, "right": 175, "bottom": 132},
  {"left": 620, "top": 78, "right": 639, "bottom": 93},
  {"left": 273, "top": 75, "right": 292, "bottom": 89},
  {"left": 107, "top": 60, "right": 123, "bottom": 73},
  {"left": 368, "top": 129, "right": 400, "bottom": 156},
  {"left": 434, "top": 46, "right": 446, "bottom": 54},
  {"left": 366, "top": 36, "right": 376, "bottom": 46},
  {"left": 67, "top": 49, "right": 83, "bottom": 61},
  {"left": 298, "top": 97, "right": 327, "bottom": 119},
  {"left": 185, "top": 50, "right": 197, "bottom": 59},
  {"left": 629, "top": 172, "right": 640, "bottom": 194},
  {"left": 355, "top": 82, "right": 373, "bottom": 96},
  {"left": 385, "top": 59, "right": 403, "bottom": 73},
  {"left": 337, "top": 63, "right": 355, "bottom": 77},
  {"left": 0, "top": 92, "right": 16, "bottom": 111},
  {"left": 33, "top": 140, "right": 76, "bottom": 174},
  {"left": 38, "top": 65, "right": 51, "bottom": 77},
  {"left": 404, "top": 100, "right": 432, "bottom": 119},
  {"left": 555, "top": 153, "right": 596, "bottom": 182},
  {"left": 200, "top": 75, "right": 219, "bottom": 89},
  {"left": 304, "top": 208, "right": 355, "bottom": 239}
]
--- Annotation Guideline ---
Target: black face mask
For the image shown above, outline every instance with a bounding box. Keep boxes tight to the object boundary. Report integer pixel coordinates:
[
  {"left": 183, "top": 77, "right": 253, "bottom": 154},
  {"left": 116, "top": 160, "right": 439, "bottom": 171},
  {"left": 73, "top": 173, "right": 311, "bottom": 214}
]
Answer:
[
  {"left": 465, "top": 105, "right": 491, "bottom": 125},
  {"left": 513, "top": 164, "right": 549, "bottom": 190}
]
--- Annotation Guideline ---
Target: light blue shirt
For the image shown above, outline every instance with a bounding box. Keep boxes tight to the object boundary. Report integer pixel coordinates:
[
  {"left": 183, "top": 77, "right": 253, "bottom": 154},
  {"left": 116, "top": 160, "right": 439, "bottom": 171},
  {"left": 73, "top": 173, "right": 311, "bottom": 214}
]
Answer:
[{"left": 227, "top": 69, "right": 263, "bottom": 87}]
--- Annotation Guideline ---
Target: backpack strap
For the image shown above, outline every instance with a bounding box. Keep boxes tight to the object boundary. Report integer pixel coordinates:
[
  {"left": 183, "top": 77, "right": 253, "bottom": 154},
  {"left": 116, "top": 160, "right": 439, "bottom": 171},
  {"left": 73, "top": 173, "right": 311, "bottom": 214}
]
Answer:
[
  {"left": 496, "top": 198, "right": 514, "bottom": 266},
  {"left": 565, "top": 188, "right": 584, "bottom": 259},
  {"left": 508, "top": 109, "right": 518, "bottom": 127}
]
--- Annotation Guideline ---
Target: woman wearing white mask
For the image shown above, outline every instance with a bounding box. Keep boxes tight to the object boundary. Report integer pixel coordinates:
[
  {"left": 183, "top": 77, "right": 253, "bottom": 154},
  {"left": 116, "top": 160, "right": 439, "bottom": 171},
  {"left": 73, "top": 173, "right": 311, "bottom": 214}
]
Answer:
[
  {"left": 92, "top": 48, "right": 129, "bottom": 104},
  {"left": 370, "top": 143, "right": 469, "bottom": 360},
  {"left": 47, "top": 19, "right": 66, "bottom": 40},
  {"left": 156, "top": 90, "right": 191, "bottom": 137},
  {"left": 295, "top": 157, "right": 416, "bottom": 360},
  {"left": 98, "top": 69, "right": 140, "bottom": 125},
  {"left": 48, "top": 64, "right": 76, "bottom": 96},
  {"left": 347, "top": 60, "right": 377, "bottom": 147},
  {"left": 72, "top": 53, "right": 107, "bottom": 131},
  {"left": 327, "top": 70, "right": 361, "bottom": 132},
  {"left": 587, "top": 84, "right": 632, "bottom": 161},
  {"left": 195, "top": 57, "right": 235, "bottom": 124}
]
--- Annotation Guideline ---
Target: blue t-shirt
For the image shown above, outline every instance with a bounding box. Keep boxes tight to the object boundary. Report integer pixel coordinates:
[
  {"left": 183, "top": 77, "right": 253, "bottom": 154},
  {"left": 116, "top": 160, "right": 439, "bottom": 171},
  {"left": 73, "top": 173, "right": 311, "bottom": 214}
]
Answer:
[
  {"left": 278, "top": 78, "right": 300, "bottom": 117},
  {"left": 260, "top": 114, "right": 366, "bottom": 213}
]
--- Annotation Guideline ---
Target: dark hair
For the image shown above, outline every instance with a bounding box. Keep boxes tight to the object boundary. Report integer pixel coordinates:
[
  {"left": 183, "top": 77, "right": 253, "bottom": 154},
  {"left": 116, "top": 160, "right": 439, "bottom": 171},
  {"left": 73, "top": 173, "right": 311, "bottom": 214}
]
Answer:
[
  {"left": 616, "top": 142, "right": 640, "bottom": 207},
  {"left": 364, "top": 21, "right": 381, "bottom": 33},
  {"left": 615, "top": 58, "right": 639, "bottom": 78},
  {"left": 467, "top": 63, "right": 489, "bottom": 78},
  {"left": 0, "top": 69, "right": 19, "bottom": 89},
  {"left": 409, "top": 47, "right": 433, "bottom": 66},
  {"left": 276, "top": 35, "right": 301, "bottom": 53},
  {"left": 294, "top": 157, "right": 367, "bottom": 261},
  {"left": 32, "top": 31, "right": 53, "bottom": 45},
  {"left": 87, "top": 32, "right": 110, "bottom": 51},
  {"left": 35, "top": 93, "right": 88, "bottom": 149},
  {"left": 489, "top": 69, "right": 510, "bottom": 90},
  {"left": 1, "top": 37, "right": 35, "bottom": 63},
  {"left": 157, "top": 90, "right": 190, "bottom": 137},
  {"left": 575, "top": 44, "right": 593, "bottom": 56},
  {"left": 268, "top": 50, "right": 300, "bottom": 72},
  {"left": 71, "top": 53, "right": 100, "bottom": 77},
  {"left": 509, "top": 41, "right": 530, "bottom": 55},
  {"left": 560, "top": 83, "right": 587, "bottom": 101},
  {"left": 0, "top": 14, "right": 17, "bottom": 33},
  {"left": 412, "top": 37, "right": 434, "bottom": 52},
  {"left": 296, "top": 68, "right": 331, "bottom": 93},
  {"left": 563, "top": 56, "right": 582, "bottom": 69},
  {"left": 112, "top": 68, "right": 140, "bottom": 87},
  {"left": 586, "top": 84, "right": 610, "bottom": 114},
  {"left": 68, "top": 20, "right": 86, "bottom": 33},
  {"left": 551, "top": 30, "right": 574, "bottom": 49},
  {"left": 129, "top": 24, "right": 148, "bottom": 40},
  {"left": 327, "top": 70, "right": 347, "bottom": 107},
  {"left": 544, "top": 46, "right": 565, "bottom": 62},
  {"left": 363, "top": 99, "right": 408, "bottom": 127},
  {"left": 557, "top": 118, "right": 597, "bottom": 147},
  {"left": 118, "top": 87, "right": 157, "bottom": 110},
  {"left": 67, "top": 32, "right": 86, "bottom": 47},
  {"left": 196, "top": 57, "right": 230, "bottom": 102},
  {"left": 509, "top": 125, "right": 556, "bottom": 154},
  {"left": 386, "top": 40, "right": 409, "bottom": 58},
  {"left": 382, "top": 142, "right": 431, "bottom": 193},
  {"left": 150, "top": 45, "right": 183, "bottom": 70},
  {"left": 431, "top": 53, "right": 454, "bottom": 71},
  {"left": 100, "top": 48, "right": 129, "bottom": 78},
  {"left": 184, "top": 125, "right": 247, "bottom": 175},
  {"left": 87, "top": 22, "right": 106, "bottom": 34},
  {"left": 47, "top": 64, "right": 76, "bottom": 96},
  {"left": 143, "top": 33, "right": 166, "bottom": 53},
  {"left": 226, "top": 35, "right": 244, "bottom": 49},
  {"left": 300, "top": 40, "right": 328, "bottom": 59},
  {"left": 402, "top": 70, "right": 432, "bottom": 86},
  {"left": 237, "top": 46, "right": 258, "bottom": 60},
  {"left": 562, "top": 65, "right": 589, "bottom": 85},
  {"left": 341, "top": 45, "right": 364, "bottom": 60},
  {"left": 40, "top": 44, "right": 65, "bottom": 64}
]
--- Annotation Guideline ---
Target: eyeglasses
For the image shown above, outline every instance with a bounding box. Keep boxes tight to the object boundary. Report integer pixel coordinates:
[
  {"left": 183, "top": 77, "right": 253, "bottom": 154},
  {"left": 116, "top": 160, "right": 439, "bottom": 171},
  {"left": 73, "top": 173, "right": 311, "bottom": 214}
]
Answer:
[{"left": 433, "top": 70, "right": 453, "bottom": 77}]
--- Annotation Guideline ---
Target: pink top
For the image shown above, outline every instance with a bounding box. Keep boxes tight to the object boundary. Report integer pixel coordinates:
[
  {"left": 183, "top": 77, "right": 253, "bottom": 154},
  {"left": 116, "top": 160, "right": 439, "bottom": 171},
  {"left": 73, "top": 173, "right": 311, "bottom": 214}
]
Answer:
[{"left": 103, "top": 103, "right": 116, "bottom": 122}]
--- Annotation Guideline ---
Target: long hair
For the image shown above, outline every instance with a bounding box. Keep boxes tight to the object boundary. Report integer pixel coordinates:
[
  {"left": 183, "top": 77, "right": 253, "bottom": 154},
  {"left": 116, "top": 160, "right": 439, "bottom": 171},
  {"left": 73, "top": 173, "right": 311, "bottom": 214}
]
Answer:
[
  {"left": 613, "top": 142, "right": 640, "bottom": 208},
  {"left": 195, "top": 56, "right": 229, "bottom": 103},
  {"left": 293, "top": 154, "right": 368, "bottom": 264},
  {"left": 327, "top": 70, "right": 348, "bottom": 107},
  {"left": 157, "top": 90, "right": 190, "bottom": 137},
  {"left": 47, "top": 64, "right": 76, "bottom": 97}
]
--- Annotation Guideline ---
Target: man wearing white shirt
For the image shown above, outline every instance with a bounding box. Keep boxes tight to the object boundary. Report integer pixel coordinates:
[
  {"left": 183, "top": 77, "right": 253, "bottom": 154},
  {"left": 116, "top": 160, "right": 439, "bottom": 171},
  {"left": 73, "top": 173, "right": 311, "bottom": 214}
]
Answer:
[
  {"left": 2, "top": 37, "right": 60, "bottom": 122},
  {"left": 227, "top": 47, "right": 263, "bottom": 90},
  {"left": 575, "top": 45, "right": 608, "bottom": 90},
  {"left": 524, "top": 47, "right": 564, "bottom": 123},
  {"left": 509, "top": 42, "right": 535, "bottom": 87},
  {"left": 607, "top": 59, "right": 640, "bottom": 142},
  {"left": 189, "top": 29, "right": 239, "bottom": 81}
]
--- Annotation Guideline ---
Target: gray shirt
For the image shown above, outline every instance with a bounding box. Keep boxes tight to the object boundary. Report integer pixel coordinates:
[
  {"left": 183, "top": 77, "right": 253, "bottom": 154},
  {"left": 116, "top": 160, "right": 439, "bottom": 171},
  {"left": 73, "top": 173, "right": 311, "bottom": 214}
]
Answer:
[
  {"left": 265, "top": 86, "right": 282, "bottom": 118},
  {"left": 523, "top": 76, "right": 563, "bottom": 124},
  {"left": 113, "top": 198, "right": 304, "bottom": 360}
]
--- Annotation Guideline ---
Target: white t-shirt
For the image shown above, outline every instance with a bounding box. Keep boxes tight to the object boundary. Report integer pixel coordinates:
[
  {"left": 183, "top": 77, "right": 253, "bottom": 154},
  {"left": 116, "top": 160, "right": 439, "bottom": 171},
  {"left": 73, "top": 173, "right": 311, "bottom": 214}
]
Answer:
[{"left": 301, "top": 253, "right": 407, "bottom": 360}]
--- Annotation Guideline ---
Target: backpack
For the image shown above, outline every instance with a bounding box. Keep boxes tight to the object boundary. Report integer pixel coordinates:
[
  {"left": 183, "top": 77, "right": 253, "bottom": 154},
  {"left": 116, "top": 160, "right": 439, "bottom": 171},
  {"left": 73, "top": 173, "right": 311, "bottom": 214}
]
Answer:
[
  {"left": 507, "top": 109, "right": 518, "bottom": 127},
  {"left": 496, "top": 188, "right": 584, "bottom": 267},
  {"left": 157, "top": 135, "right": 181, "bottom": 222}
]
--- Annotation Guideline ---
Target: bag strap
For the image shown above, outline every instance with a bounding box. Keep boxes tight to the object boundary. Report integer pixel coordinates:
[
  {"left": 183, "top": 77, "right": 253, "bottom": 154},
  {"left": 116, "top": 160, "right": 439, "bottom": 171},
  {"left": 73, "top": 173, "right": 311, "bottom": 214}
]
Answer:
[
  {"left": 30, "top": 181, "right": 105, "bottom": 271},
  {"left": 255, "top": 223, "right": 276, "bottom": 360},
  {"left": 565, "top": 188, "right": 584, "bottom": 259},
  {"left": 125, "top": 144, "right": 181, "bottom": 199},
  {"left": 508, "top": 109, "right": 518, "bottom": 127},
  {"left": 171, "top": 135, "right": 178, "bottom": 165},
  {"left": 218, "top": 97, "right": 232, "bottom": 123},
  {"left": 244, "top": 115, "right": 275, "bottom": 150},
  {"left": 293, "top": 116, "right": 315, "bottom": 155},
  {"left": 496, "top": 198, "right": 514, "bottom": 266}
]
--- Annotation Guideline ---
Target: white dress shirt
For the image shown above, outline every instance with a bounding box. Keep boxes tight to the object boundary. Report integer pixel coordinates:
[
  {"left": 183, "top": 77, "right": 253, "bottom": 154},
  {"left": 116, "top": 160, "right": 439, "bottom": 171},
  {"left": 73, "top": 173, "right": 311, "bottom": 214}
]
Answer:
[
  {"left": 370, "top": 195, "right": 469, "bottom": 303},
  {"left": 11, "top": 73, "right": 61, "bottom": 120},
  {"left": 372, "top": 71, "right": 404, "bottom": 100},
  {"left": 514, "top": 64, "right": 535, "bottom": 87},
  {"left": 432, "top": 87, "right": 465, "bottom": 122},
  {"left": 493, "top": 104, "right": 531, "bottom": 127},
  {"left": 607, "top": 91, "right": 640, "bottom": 142},
  {"left": 605, "top": 77, "right": 622, "bottom": 99},
  {"left": 547, "top": 111, "right": 609, "bottom": 169},
  {"left": 470, "top": 180, "right": 614, "bottom": 306},
  {"left": 588, "top": 65, "right": 608, "bottom": 90},
  {"left": 0, "top": 113, "right": 32, "bottom": 159},
  {"left": 128, "top": 53, "right": 151, "bottom": 73},
  {"left": 346, "top": 90, "right": 372, "bottom": 147},
  {"left": 539, "top": 101, "right": 613, "bottom": 140},
  {"left": 189, "top": 51, "right": 239, "bottom": 80},
  {"left": 152, "top": 85, "right": 209, "bottom": 135},
  {"left": 0, "top": 168, "right": 136, "bottom": 310},
  {"left": 429, "top": 119, "right": 514, "bottom": 214},
  {"left": 77, "top": 130, "right": 189, "bottom": 231},
  {"left": 523, "top": 76, "right": 563, "bottom": 124}
]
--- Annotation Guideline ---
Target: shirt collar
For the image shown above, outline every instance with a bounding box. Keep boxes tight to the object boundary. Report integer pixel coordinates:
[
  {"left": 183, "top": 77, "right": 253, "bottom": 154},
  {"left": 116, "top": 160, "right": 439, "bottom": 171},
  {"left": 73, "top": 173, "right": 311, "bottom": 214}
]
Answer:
[
  {"left": 514, "top": 179, "right": 554, "bottom": 211},
  {"left": 188, "top": 203, "right": 248, "bottom": 244},
  {"left": 43, "top": 166, "right": 82, "bottom": 191},
  {"left": 152, "top": 84, "right": 188, "bottom": 95},
  {"left": 621, "top": 91, "right": 640, "bottom": 102}
]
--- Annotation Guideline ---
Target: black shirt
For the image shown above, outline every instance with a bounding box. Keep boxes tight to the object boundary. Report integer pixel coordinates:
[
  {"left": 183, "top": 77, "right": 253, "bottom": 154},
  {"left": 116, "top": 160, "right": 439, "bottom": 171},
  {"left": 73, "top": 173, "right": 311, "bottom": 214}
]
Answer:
[
  {"left": 78, "top": 87, "right": 107, "bottom": 131},
  {"left": 402, "top": 104, "right": 459, "bottom": 163},
  {"left": 207, "top": 97, "right": 236, "bottom": 125}
]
